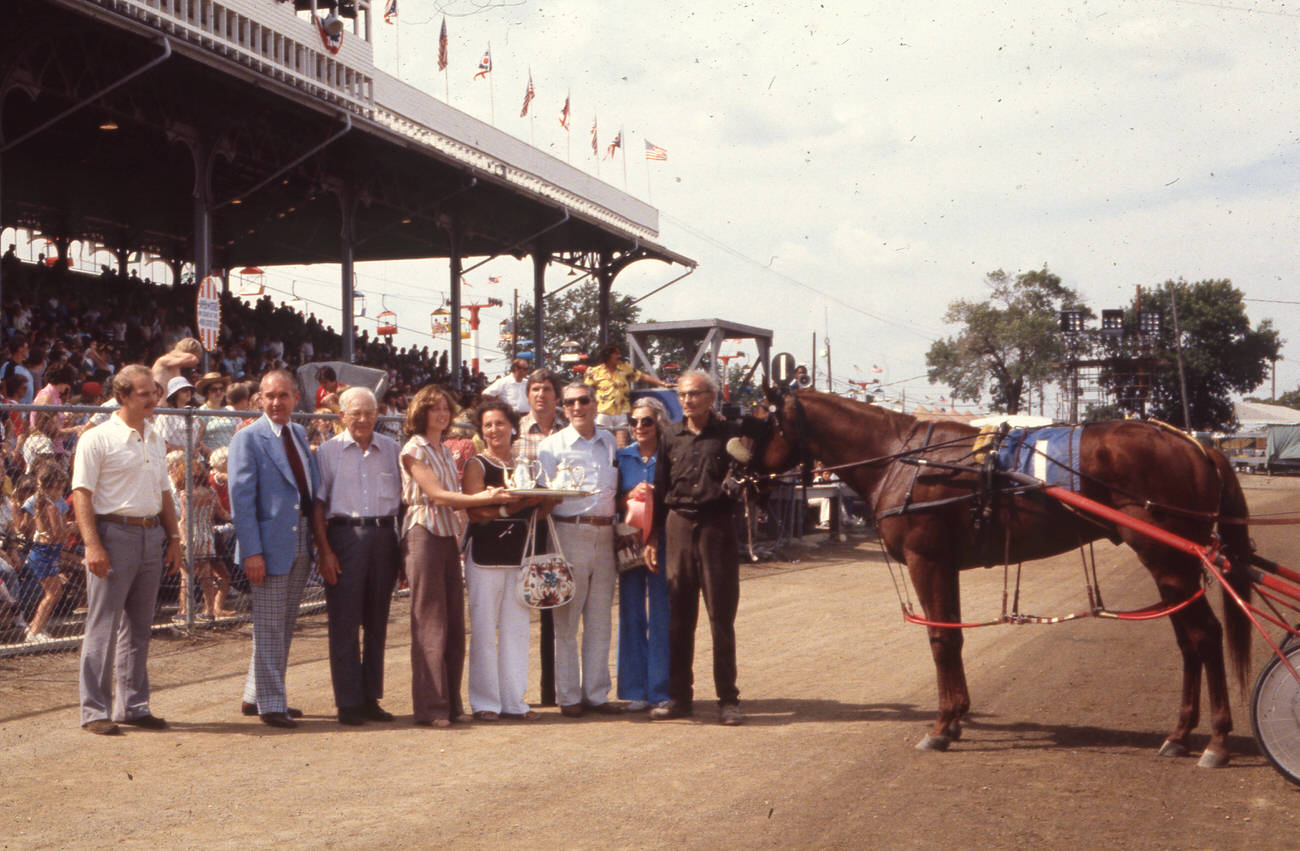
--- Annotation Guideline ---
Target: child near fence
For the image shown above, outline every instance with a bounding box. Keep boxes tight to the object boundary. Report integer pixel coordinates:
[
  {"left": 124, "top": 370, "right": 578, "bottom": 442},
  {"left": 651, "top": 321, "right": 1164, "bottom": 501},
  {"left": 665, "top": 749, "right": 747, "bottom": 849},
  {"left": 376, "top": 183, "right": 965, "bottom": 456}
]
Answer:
[
  {"left": 23, "top": 462, "right": 71, "bottom": 643},
  {"left": 169, "top": 451, "right": 234, "bottom": 620}
]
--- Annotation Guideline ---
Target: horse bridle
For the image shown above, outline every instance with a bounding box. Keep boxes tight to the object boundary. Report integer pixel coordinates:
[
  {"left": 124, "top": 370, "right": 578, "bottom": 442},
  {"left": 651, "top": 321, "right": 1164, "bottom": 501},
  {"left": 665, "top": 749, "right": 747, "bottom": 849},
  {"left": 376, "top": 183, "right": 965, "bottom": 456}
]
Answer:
[{"left": 744, "top": 385, "right": 815, "bottom": 488}]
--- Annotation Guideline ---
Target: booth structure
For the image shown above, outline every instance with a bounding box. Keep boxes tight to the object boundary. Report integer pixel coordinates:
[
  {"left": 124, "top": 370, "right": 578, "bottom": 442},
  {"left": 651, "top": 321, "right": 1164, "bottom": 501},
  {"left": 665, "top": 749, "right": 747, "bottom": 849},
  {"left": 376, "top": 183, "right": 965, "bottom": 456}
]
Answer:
[{"left": 624, "top": 318, "right": 773, "bottom": 403}]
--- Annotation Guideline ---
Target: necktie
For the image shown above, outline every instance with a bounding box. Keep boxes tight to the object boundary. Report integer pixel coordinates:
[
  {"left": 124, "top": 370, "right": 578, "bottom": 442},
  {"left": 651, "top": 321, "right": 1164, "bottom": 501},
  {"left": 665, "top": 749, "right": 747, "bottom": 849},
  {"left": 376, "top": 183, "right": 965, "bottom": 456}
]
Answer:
[{"left": 281, "top": 425, "right": 312, "bottom": 508}]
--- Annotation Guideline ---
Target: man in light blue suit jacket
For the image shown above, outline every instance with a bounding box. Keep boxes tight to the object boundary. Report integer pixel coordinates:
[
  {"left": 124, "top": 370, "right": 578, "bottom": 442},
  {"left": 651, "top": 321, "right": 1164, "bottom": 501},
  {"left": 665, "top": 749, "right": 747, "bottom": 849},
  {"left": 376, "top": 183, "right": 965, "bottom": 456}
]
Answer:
[{"left": 228, "top": 369, "right": 335, "bottom": 729}]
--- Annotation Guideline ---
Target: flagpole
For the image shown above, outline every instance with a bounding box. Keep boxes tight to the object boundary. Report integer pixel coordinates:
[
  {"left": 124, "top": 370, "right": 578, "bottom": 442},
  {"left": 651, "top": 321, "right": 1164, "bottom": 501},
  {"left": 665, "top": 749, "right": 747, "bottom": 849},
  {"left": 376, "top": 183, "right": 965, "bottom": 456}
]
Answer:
[
  {"left": 645, "top": 151, "right": 652, "bottom": 203},
  {"left": 487, "top": 42, "right": 495, "bottom": 125},
  {"left": 621, "top": 127, "right": 628, "bottom": 190},
  {"left": 395, "top": 16, "right": 401, "bottom": 78}
]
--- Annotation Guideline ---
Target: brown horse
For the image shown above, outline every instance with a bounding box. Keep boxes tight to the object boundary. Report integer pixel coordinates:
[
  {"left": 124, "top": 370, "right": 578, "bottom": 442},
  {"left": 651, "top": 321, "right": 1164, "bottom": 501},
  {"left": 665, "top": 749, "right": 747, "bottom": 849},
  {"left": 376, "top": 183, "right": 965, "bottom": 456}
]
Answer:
[{"left": 745, "top": 388, "right": 1253, "bottom": 766}]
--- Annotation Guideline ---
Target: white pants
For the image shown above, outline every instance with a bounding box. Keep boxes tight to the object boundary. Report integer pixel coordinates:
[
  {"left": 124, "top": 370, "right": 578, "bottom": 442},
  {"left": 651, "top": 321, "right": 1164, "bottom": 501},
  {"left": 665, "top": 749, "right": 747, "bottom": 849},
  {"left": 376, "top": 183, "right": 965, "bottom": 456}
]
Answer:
[
  {"left": 465, "top": 555, "right": 531, "bottom": 715},
  {"left": 551, "top": 523, "right": 616, "bottom": 707}
]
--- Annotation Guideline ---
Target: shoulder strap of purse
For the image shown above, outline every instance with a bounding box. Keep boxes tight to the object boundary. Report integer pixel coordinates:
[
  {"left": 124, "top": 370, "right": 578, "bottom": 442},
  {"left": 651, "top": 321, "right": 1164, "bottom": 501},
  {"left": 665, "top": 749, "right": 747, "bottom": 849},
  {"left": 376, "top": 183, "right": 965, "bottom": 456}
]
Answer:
[
  {"left": 520, "top": 508, "right": 539, "bottom": 562},
  {"left": 545, "top": 513, "right": 566, "bottom": 562}
]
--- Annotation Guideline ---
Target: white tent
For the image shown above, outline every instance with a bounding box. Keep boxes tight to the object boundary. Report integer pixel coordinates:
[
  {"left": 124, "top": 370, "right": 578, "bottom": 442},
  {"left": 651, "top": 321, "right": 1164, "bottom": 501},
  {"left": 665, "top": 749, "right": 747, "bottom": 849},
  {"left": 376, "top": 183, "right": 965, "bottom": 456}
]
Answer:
[{"left": 1235, "top": 400, "right": 1300, "bottom": 430}]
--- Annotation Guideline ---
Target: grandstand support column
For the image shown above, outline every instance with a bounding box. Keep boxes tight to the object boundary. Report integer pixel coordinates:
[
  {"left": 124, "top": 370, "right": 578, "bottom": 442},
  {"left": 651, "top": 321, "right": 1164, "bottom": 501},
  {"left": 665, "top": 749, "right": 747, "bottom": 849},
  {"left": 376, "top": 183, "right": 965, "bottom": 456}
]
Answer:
[
  {"left": 448, "top": 221, "right": 465, "bottom": 388},
  {"left": 532, "top": 249, "right": 547, "bottom": 367},
  {"left": 115, "top": 248, "right": 129, "bottom": 276},
  {"left": 596, "top": 249, "right": 614, "bottom": 346},
  {"left": 339, "top": 181, "right": 358, "bottom": 364},
  {"left": 191, "top": 135, "right": 215, "bottom": 285}
]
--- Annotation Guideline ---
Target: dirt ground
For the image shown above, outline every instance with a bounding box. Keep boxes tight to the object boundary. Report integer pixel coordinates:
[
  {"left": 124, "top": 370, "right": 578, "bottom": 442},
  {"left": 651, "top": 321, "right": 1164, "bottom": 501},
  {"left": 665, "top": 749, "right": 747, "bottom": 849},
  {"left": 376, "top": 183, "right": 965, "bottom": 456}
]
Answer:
[{"left": 4, "top": 476, "right": 1300, "bottom": 848}]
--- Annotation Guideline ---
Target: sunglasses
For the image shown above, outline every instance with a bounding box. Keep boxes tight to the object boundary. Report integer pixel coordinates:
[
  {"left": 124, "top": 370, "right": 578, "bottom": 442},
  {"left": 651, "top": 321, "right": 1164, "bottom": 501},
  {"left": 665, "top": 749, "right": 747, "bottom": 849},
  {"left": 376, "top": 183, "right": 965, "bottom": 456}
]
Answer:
[
  {"left": 561, "top": 396, "right": 593, "bottom": 407},
  {"left": 631, "top": 416, "right": 656, "bottom": 428}
]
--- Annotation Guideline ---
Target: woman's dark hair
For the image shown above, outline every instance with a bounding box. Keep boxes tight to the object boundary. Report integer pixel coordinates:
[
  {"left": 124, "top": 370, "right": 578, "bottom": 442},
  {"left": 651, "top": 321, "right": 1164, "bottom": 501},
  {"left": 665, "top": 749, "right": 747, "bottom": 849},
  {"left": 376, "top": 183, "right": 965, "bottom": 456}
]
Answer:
[
  {"left": 44, "top": 362, "right": 77, "bottom": 387},
  {"left": 595, "top": 343, "right": 621, "bottom": 365},
  {"left": 471, "top": 397, "right": 519, "bottom": 438},
  {"left": 316, "top": 365, "right": 337, "bottom": 383}
]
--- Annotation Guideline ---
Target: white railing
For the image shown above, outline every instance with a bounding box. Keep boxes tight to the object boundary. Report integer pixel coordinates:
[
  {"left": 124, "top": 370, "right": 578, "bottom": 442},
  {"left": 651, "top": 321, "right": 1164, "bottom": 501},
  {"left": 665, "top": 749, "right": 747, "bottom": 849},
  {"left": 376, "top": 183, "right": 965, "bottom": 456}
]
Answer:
[{"left": 80, "top": 0, "right": 375, "bottom": 114}]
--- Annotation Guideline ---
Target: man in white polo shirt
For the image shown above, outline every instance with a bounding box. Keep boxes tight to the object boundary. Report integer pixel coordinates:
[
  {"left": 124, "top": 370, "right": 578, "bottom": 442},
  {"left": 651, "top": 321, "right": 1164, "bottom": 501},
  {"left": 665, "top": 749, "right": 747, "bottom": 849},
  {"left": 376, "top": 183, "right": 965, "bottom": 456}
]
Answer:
[
  {"left": 71, "top": 364, "right": 182, "bottom": 735},
  {"left": 537, "top": 381, "right": 621, "bottom": 718},
  {"left": 482, "top": 358, "right": 531, "bottom": 415}
]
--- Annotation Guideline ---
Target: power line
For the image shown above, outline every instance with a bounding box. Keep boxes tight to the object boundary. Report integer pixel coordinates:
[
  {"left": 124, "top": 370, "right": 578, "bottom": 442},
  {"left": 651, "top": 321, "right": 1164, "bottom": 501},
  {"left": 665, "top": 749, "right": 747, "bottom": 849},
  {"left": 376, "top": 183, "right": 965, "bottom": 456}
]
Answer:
[{"left": 659, "top": 212, "right": 943, "bottom": 343}]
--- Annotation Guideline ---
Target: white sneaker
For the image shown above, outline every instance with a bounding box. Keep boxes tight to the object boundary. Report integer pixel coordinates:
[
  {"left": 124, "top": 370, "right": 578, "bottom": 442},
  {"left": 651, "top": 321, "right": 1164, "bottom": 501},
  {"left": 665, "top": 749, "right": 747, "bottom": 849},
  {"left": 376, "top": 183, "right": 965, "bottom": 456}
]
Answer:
[
  {"left": 24, "top": 631, "right": 53, "bottom": 644},
  {"left": 625, "top": 700, "right": 650, "bottom": 712}
]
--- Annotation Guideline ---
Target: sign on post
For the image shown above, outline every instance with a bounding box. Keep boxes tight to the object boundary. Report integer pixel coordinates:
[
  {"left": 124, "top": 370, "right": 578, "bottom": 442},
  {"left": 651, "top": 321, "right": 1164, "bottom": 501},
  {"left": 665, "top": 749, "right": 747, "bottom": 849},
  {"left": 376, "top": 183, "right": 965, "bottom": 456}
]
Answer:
[
  {"left": 196, "top": 275, "right": 222, "bottom": 352},
  {"left": 771, "top": 352, "right": 797, "bottom": 386}
]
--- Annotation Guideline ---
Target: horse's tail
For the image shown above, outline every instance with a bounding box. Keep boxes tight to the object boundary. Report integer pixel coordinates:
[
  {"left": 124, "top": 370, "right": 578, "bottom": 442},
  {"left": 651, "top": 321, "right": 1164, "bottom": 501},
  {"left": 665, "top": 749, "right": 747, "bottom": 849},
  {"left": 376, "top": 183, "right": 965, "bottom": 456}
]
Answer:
[{"left": 1211, "top": 448, "right": 1253, "bottom": 695}]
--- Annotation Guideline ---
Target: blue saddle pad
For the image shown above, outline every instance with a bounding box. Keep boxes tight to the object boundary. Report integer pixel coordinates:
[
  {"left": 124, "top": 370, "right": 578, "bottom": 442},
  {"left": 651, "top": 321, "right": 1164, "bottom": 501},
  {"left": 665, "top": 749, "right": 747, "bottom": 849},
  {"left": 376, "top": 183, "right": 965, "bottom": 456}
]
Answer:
[{"left": 993, "top": 426, "right": 1082, "bottom": 492}]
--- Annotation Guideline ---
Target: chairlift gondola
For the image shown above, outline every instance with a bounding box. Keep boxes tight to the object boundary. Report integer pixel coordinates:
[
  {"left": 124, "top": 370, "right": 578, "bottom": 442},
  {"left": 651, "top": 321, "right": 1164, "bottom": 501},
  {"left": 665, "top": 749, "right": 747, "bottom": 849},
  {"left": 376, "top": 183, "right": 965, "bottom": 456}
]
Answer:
[
  {"left": 377, "top": 295, "right": 398, "bottom": 337},
  {"left": 352, "top": 289, "right": 366, "bottom": 317},
  {"left": 237, "top": 266, "right": 265, "bottom": 297}
]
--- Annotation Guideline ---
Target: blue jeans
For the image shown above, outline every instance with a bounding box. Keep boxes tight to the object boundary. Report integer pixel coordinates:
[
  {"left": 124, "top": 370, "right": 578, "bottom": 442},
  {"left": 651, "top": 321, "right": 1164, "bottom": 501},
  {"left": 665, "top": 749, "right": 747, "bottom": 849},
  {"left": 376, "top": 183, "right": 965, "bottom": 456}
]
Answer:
[{"left": 617, "top": 552, "right": 671, "bottom": 704}]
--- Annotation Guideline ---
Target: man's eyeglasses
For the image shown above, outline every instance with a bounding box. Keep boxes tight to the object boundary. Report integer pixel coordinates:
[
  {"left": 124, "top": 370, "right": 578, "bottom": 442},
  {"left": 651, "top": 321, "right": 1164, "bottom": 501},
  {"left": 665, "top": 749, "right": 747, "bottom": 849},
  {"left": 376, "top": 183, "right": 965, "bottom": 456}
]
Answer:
[
  {"left": 561, "top": 396, "right": 593, "bottom": 408},
  {"left": 677, "top": 389, "right": 710, "bottom": 400},
  {"left": 630, "top": 416, "right": 656, "bottom": 428}
]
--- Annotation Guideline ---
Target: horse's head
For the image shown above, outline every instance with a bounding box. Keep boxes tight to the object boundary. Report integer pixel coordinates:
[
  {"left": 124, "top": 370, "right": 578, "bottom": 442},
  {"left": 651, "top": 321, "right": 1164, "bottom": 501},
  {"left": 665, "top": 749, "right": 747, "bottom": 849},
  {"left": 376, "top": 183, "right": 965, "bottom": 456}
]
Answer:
[{"left": 728, "top": 385, "right": 809, "bottom": 489}]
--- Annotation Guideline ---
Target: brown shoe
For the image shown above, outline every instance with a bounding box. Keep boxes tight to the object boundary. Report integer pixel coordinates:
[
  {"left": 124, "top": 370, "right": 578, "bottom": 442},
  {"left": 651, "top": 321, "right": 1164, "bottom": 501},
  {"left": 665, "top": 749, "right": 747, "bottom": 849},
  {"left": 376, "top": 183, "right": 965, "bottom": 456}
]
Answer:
[
  {"left": 82, "top": 719, "right": 121, "bottom": 736},
  {"left": 121, "top": 714, "right": 168, "bottom": 730},
  {"left": 473, "top": 710, "right": 500, "bottom": 722},
  {"left": 584, "top": 701, "right": 626, "bottom": 715},
  {"left": 559, "top": 703, "right": 585, "bottom": 718}
]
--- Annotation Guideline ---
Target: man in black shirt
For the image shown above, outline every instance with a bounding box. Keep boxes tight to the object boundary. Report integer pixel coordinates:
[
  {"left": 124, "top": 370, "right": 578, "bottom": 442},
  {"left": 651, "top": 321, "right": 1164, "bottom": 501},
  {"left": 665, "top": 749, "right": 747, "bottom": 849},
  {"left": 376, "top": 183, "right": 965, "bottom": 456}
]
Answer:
[{"left": 646, "top": 370, "right": 744, "bottom": 726}]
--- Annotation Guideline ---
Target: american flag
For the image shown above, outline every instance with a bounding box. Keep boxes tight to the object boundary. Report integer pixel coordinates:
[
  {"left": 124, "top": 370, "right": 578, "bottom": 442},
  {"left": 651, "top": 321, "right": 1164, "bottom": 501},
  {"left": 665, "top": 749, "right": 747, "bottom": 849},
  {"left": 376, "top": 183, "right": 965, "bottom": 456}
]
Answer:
[
  {"left": 520, "top": 72, "right": 535, "bottom": 117},
  {"left": 644, "top": 140, "right": 668, "bottom": 161},
  {"left": 383, "top": 0, "right": 397, "bottom": 24},
  {"left": 474, "top": 45, "right": 491, "bottom": 80},
  {"left": 436, "top": 17, "right": 448, "bottom": 71},
  {"left": 559, "top": 94, "right": 570, "bottom": 130},
  {"left": 606, "top": 131, "right": 622, "bottom": 160},
  {"left": 871, "top": 364, "right": 884, "bottom": 374},
  {"left": 487, "top": 275, "right": 502, "bottom": 284},
  {"left": 590, "top": 118, "right": 598, "bottom": 156}
]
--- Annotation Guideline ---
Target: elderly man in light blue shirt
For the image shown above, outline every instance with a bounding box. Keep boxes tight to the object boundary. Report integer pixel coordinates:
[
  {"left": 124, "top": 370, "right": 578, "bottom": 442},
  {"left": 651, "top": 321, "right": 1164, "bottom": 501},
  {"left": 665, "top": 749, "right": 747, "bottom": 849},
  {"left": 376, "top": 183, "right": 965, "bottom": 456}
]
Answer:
[
  {"left": 537, "top": 381, "right": 622, "bottom": 718},
  {"left": 314, "top": 386, "right": 403, "bottom": 726}
]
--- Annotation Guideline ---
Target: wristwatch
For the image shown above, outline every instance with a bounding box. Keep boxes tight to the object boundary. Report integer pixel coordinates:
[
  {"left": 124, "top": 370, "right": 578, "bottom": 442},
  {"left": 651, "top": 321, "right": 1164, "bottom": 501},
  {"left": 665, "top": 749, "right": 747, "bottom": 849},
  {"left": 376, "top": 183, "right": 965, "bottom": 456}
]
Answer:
[{"left": 498, "top": 505, "right": 509, "bottom": 517}]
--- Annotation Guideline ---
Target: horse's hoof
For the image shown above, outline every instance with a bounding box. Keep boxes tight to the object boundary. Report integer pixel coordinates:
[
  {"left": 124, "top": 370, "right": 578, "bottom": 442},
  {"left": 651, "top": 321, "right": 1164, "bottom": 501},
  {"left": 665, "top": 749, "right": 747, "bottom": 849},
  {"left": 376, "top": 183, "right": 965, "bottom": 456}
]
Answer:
[
  {"left": 1197, "top": 750, "right": 1229, "bottom": 769},
  {"left": 915, "top": 734, "right": 951, "bottom": 752},
  {"left": 1157, "top": 739, "right": 1189, "bottom": 758},
  {"left": 944, "top": 722, "right": 963, "bottom": 741}
]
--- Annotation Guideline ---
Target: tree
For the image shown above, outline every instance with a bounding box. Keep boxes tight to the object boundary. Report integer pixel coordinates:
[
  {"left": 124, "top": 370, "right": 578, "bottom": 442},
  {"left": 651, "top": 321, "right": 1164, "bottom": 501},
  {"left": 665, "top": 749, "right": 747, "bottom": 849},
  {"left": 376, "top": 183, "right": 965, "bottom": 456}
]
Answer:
[
  {"left": 1104, "top": 280, "right": 1281, "bottom": 431},
  {"left": 515, "top": 282, "right": 642, "bottom": 377},
  {"left": 926, "top": 266, "right": 1088, "bottom": 414}
]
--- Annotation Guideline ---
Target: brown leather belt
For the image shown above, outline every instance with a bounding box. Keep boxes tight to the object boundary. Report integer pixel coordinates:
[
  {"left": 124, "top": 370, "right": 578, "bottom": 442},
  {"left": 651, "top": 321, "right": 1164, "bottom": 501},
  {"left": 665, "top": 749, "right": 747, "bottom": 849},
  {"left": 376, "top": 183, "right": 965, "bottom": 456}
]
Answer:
[
  {"left": 553, "top": 515, "right": 614, "bottom": 527},
  {"left": 328, "top": 515, "right": 397, "bottom": 528},
  {"left": 96, "top": 513, "right": 162, "bottom": 528}
]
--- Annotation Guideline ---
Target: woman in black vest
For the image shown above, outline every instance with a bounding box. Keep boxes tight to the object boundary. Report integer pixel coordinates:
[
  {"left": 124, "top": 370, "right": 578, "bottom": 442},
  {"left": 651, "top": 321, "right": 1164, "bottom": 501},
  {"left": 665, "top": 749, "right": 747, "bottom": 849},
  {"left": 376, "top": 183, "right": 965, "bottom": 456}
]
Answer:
[{"left": 462, "top": 398, "right": 546, "bottom": 721}]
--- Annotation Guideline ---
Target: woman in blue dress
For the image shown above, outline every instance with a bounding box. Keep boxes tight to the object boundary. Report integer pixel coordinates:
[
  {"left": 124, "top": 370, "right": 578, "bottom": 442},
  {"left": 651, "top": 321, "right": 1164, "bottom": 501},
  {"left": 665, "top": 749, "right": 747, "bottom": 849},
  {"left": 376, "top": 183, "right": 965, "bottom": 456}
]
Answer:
[{"left": 614, "top": 397, "right": 671, "bottom": 710}]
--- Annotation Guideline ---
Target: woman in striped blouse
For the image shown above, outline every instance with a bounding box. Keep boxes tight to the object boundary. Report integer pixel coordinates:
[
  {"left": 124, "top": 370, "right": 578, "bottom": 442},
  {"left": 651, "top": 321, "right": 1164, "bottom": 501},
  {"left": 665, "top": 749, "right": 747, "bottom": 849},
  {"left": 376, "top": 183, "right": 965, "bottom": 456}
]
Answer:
[{"left": 400, "top": 385, "right": 510, "bottom": 727}]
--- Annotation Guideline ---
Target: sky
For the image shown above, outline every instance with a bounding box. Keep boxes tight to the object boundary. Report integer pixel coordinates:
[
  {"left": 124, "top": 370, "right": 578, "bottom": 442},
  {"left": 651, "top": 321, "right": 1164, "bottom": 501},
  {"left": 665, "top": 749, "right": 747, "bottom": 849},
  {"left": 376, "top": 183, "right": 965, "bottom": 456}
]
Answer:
[{"left": 259, "top": 0, "right": 1300, "bottom": 414}]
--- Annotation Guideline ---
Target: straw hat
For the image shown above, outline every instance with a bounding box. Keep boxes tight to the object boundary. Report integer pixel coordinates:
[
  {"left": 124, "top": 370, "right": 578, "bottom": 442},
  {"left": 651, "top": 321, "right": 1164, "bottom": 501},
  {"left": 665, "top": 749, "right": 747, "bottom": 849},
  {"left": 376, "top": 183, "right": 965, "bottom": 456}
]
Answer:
[{"left": 194, "top": 371, "right": 229, "bottom": 395}]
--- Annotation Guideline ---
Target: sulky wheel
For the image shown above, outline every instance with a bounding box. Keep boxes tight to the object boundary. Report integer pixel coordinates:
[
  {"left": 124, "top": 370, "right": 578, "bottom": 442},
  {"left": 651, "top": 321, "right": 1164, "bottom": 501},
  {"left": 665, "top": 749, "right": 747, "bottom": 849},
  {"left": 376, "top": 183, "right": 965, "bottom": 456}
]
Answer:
[{"left": 1251, "top": 643, "right": 1300, "bottom": 786}]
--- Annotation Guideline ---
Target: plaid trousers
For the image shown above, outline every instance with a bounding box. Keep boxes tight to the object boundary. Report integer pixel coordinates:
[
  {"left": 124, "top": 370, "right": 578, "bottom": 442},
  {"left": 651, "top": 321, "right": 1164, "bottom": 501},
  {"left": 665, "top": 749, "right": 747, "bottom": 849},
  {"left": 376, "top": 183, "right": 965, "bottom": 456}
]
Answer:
[{"left": 242, "top": 525, "right": 312, "bottom": 714}]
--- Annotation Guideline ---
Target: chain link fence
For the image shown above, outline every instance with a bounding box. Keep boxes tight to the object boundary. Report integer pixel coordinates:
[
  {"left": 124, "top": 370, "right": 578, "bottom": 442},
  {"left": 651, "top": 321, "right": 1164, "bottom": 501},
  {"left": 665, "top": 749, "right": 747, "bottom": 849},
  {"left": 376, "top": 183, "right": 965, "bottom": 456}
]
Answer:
[{"left": 0, "top": 401, "right": 405, "bottom": 657}]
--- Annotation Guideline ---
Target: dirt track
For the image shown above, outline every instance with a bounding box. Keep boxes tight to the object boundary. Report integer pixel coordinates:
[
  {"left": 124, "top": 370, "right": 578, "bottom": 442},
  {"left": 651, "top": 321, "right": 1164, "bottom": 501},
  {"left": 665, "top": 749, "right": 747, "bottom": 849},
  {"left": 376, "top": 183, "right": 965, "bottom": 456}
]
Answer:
[{"left": 3, "top": 477, "right": 1300, "bottom": 848}]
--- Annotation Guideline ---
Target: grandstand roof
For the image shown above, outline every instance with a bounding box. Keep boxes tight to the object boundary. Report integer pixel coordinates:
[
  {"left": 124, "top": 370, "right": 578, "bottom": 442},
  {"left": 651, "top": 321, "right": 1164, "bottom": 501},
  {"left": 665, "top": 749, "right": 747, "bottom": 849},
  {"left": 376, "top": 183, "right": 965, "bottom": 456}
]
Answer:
[{"left": 3, "top": 0, "right": 694, "bottom": 271}]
